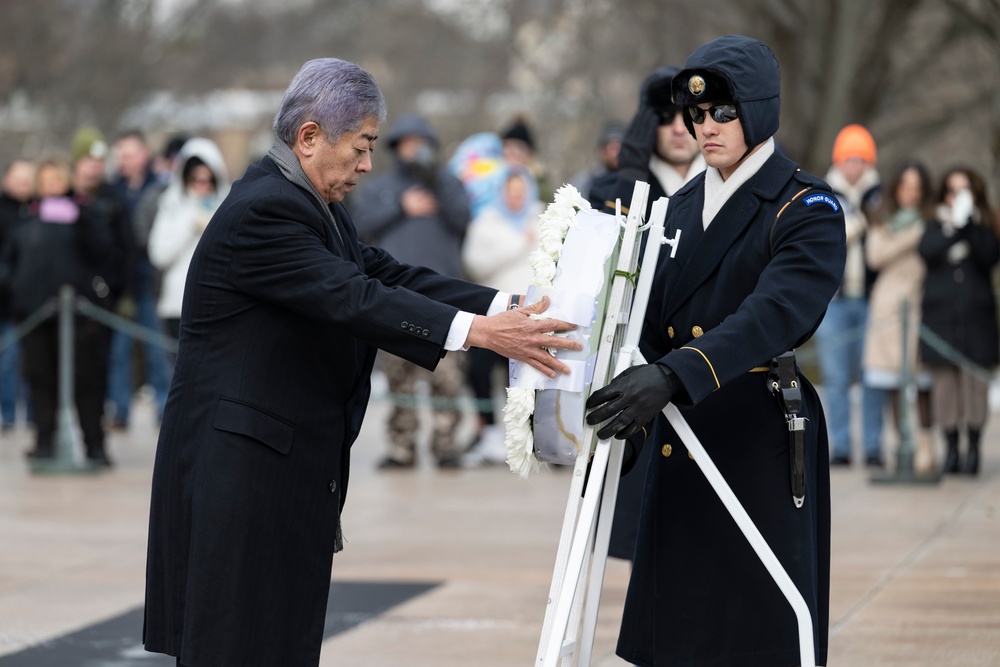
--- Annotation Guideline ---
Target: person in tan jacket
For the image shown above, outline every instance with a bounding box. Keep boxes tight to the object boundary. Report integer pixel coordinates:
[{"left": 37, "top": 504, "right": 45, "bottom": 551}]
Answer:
[{"left": 863, "top": 159, "right": 936, "bottom": 474}]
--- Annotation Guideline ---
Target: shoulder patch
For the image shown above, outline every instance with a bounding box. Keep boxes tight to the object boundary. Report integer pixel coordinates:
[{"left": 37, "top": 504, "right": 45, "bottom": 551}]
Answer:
[{"left": 802, "top": 193, "right": 839, "bottom": 212}]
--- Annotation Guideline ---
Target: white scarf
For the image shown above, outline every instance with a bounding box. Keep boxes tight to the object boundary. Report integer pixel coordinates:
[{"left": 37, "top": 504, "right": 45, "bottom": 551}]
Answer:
[
  {"left": 649, "top": 152, "right": 707, "bottom": 196},
  {"left": 702, "top": 137, "right": 775, "bottom": 230}
]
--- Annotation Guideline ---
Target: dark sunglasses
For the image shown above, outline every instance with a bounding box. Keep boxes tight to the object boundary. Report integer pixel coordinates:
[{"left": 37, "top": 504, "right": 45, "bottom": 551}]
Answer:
[
  {"left": 687, "top": 104, "right": 739, "bottom": 125},
  {"left": 657, "top": 106, "right": 683, "bottom": 125}
]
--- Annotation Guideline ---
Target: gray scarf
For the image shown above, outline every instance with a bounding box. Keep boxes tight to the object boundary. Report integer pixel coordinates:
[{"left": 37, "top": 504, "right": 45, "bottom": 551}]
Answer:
[{"left": 267, "top": 138, "right": 345, "bottom": 246}]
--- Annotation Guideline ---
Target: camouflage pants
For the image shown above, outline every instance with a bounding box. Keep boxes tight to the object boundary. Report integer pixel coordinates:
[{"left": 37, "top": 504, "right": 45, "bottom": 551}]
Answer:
[{"left": 381, "top": 351, "right": 466, "bottom": 463}]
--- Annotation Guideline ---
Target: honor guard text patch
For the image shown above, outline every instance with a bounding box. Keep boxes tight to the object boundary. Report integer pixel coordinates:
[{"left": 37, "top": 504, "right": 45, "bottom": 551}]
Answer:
[{"left": 802, "top": 193, "right": 839, "bottom": 212}]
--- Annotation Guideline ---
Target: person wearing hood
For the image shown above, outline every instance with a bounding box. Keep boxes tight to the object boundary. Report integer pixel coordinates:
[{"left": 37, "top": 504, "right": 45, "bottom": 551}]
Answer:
[
  {"left": 590, "top": 64, "right": 709, "bottom": 568},
  {"left": 351, "top": 113, "right": 474, "bottom": 469},
  {"left": 148, "top": 138, "right": 231, "bottom": 346},
  {"left": 589, "top": 64, "right": 706, "bottom": 219},
  {"left": 460, "top": 164, "right": 544, "bottom": 466},
  {"left": 585, "top": 35, "right": 845, "bottom": 666},
  {"left": 817, "top": 124, "right": 885, "bottom": 468}
]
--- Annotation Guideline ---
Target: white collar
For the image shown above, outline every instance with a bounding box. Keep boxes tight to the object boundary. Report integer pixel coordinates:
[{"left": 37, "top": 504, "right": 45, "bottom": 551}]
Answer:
[
  {"left": 702, "top": 137, "right": 775, "bottom": 230},
  {"left": 649, "top": 152, "right": 707, "bottom": 196}
]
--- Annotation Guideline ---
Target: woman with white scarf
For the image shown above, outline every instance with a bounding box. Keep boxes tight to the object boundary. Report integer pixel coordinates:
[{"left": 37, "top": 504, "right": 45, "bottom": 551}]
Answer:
[{"left": 460, "top": 164, "right": 543, "bottom": 466}]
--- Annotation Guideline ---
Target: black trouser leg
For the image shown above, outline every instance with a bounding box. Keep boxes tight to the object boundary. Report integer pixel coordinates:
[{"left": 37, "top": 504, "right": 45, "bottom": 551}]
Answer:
[
  {"left": 20, "top": 321, "right": 58, "bottom": 454},
  {"left": 467, "top": 347, "right": 503, "bottom": 426},
  {"left": 74, "top": 319, "right": 107, "bottom": 458},
  {"left": 964, "top": 427, "right": 981, "bottom": 475}
]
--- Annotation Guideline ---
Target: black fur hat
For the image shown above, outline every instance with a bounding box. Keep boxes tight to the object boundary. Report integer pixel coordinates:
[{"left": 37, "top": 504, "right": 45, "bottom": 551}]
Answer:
[{"left": 670, "top": 35, "right": 780, "bottom": 148}]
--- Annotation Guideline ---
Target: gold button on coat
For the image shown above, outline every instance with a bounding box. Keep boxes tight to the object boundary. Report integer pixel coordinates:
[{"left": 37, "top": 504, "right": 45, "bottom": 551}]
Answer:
[
  {"left": 667, "top": 326, "right": 675, "bottom": 339},
  {"left": 661, "top": 444, "right": 673, "bottom": 457},
  {"left": 692, "top": 325, "right": 704, "bottom": 338}
]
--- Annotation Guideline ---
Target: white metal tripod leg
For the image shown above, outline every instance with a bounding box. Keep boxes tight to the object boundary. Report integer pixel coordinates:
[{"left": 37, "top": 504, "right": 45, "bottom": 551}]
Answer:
[
  {"left": 542, "top": 435, "right": 612, "bottom": 667},
  {"left": 535, "top": 450, "right": 591, "bottom": 664},
  {"left": 576, "top": 432, "right": 625, "bottom": 667},
  {"left": 663, "top": 403, "right": 816, "bottom": 667}
]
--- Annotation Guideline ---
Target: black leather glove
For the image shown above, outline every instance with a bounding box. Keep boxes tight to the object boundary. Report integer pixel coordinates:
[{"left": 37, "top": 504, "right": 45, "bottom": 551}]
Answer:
[
  {"left": 585, "top": 363, "right": 680, "bottom": 440},
  {"left": 618, "top": 67, "right": 676, "bottom": 179}
]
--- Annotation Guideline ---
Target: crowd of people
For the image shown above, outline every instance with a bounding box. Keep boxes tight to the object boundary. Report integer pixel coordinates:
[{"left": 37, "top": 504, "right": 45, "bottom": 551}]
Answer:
[
  {"left": 346, "top": 108, "right": 1000, "bottom": 484},
  {"left": 0, "top": 86, "right": 996, "bottom": 484},
  {"left": 816, "top": 124, "right": 1000, "bottom": 477},
  {"left": 0, "top": 129, "right": 229, "bottom": 466}
]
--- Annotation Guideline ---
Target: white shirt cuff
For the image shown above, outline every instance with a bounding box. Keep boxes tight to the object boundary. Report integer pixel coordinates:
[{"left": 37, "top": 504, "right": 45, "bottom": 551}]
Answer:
[{"left": 444, "top": 292, "right": 510, "bottom": 351}]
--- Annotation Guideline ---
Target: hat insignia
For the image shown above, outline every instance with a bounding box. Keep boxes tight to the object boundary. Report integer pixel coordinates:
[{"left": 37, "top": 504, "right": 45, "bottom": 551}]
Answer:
[{"left": 688, "top": 75, "right": 706, "bottom": 96}]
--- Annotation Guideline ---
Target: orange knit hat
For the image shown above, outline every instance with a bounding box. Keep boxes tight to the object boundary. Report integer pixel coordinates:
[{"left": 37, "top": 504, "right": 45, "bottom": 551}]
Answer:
[{"left": 831, "top": 124, "right": 877, "bottom": 165}]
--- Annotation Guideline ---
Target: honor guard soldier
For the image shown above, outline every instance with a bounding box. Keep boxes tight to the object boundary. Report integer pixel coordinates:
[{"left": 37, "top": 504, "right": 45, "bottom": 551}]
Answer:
[
  {"left": 589, "top": 63, "right": 709, "bottom": 565},
  {"left": 586, "top": 35, "right": 846, "bottom": 666}
]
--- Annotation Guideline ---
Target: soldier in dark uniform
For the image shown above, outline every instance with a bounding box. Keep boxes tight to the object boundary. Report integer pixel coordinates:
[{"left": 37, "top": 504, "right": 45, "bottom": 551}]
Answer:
[{"left": 586, "top": 35, "right": 846, "bottom": 666}]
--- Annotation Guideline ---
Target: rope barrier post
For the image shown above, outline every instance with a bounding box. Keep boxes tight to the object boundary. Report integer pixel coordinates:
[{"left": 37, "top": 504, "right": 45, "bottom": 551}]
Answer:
[
  {"left": 30, "top": 285, "right": 101, "bottom": 475},
  {"left": 871, "top": 298, "right": 940, "bottom": 485}
]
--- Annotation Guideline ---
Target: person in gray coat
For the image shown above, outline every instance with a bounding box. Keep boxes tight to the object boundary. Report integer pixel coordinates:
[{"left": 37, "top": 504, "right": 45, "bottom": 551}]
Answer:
[{"left": 352, "top": 114, "right": 474, "bottom": 468}]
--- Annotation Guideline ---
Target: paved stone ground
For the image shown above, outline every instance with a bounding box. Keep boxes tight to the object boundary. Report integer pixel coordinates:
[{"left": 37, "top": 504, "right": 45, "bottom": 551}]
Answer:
[{"left": 0, "top": 387, "right": 998, "bottom": 666}]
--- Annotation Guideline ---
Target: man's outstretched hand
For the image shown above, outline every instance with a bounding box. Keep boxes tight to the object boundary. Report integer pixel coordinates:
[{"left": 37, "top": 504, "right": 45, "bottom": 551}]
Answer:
[
  {"left": 585, "top": 363, "right": 680, "bottom": 440},
  {"left": 466, "top": 296, "right": 582, "bottom": 378}
]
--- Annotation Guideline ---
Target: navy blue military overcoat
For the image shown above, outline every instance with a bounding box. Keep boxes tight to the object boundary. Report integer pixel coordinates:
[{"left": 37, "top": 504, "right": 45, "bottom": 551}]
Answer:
[
  {"left": 143, "top": 156, "right": 496, "bottom": 666},
  {"left": 617, "top": 150, "right": 846, "bottom": 667}
]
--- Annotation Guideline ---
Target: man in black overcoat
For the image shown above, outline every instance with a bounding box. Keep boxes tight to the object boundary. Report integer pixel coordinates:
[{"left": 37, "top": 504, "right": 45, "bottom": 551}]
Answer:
[
  {"left": 142, "top": 58, "right": 581, "bottom": 667},
  {"left": 586, "top": 35, "right": 846, "bottom": 666}
]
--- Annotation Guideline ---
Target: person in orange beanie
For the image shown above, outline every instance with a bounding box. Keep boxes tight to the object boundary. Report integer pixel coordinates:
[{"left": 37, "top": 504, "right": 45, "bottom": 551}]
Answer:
[{"left": 816, "top": 123, "right": 886, "bottom": 467}]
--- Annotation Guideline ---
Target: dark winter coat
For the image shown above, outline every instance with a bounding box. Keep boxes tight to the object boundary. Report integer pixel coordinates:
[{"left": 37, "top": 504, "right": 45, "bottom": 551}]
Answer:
[
  {"left": 619, "top": 151, "right": 845, "bottom": 667},
  {"left": 142, "top": 156, "right": 496, "bottom": 667},
  {"left": 0, "top": 196, "right": 116, "bottom": 318},
  {"left": 0, "top": 193, "right": 32, "bottom": 319},
  {"left": 351, "top": 117, "right": 471, "bottom": 279},
  {"left": 588, "top": 165, "right": 667, "bottom": 221},
  {"left": 83, "top": 183, "right": 136, "bottom": 305},
  {"left": 918, "top": 219, "right": 999, "bottom": 368}
]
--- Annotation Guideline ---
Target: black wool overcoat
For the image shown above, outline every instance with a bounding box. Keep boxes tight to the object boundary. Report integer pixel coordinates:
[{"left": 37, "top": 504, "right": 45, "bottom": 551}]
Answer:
[
  {"left": 617, "top": 151, "right": 846, "bottom": 667},
  {"left": 143, "top": 156, "right": 495, "bottom": 667},
  {"left": 918, "top": 219, "right": 1000, "bottom": 369}
]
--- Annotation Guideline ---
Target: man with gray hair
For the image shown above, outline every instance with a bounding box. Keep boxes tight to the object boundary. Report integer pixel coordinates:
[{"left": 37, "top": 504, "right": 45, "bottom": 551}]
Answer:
[{"left": 143, "top": 58, "right": 580, "bottom": 667}]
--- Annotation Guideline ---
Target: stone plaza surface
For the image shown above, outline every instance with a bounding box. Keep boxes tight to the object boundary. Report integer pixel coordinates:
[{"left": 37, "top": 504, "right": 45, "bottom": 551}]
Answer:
[{"left": 0, "top": 389, "right": 998, "bottom": 666}]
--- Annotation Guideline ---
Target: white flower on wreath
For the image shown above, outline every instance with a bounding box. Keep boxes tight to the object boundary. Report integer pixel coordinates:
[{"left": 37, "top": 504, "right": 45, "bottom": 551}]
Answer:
[
  {"left": 504, "top": 386, "right": 539, "bottom": 479},
  {"left": 503, "top": 184, "right": 591, "bottom": 478}
]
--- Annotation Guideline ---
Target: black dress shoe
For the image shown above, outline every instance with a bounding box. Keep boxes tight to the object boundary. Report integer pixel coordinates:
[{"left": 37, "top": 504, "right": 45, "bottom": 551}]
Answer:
[{"left": 830, "top": 454, "right": 851, "bottom": 466}]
